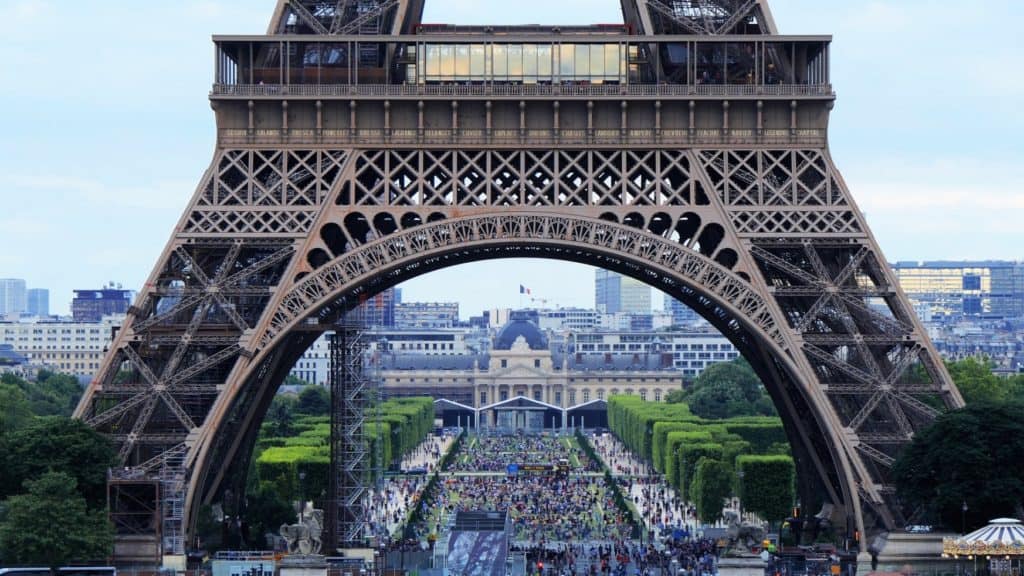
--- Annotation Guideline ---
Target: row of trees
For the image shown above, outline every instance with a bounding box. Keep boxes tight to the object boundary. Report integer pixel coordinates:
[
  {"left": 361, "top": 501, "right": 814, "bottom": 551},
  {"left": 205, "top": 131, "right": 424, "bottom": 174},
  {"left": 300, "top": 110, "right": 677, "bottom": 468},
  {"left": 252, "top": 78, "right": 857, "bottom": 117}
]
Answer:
[
  {"left": 608, "top": 395, "right": 794, "bottom": 525},
  {"left": 253, "top": 395, "right": 435, "bottom": 504},
  {"left": 0, "top": 371, "right": 116, "bottom": 566}
]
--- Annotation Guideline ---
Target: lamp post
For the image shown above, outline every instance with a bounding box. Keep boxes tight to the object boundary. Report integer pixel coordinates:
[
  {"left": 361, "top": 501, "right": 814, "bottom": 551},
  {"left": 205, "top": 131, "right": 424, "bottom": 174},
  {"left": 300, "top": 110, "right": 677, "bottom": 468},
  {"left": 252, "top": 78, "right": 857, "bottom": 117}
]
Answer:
[{"left": 736, "top": 468, "right": 745, "bottom": 523}]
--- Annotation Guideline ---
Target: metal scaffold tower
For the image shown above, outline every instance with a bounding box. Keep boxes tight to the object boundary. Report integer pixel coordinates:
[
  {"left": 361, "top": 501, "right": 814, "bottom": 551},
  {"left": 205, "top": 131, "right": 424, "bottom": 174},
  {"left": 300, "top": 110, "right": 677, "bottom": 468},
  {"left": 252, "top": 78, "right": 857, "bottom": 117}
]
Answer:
[{"left": 327, "top": 307, "right": 380, "bottom": 550}]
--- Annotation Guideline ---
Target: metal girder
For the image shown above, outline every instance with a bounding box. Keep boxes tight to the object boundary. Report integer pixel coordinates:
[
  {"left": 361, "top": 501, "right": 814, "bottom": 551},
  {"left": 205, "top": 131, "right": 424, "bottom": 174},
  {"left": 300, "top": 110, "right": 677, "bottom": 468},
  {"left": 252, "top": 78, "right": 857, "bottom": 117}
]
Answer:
[
  {"left": 287, "top": 0, "right": 330, "bottom": 34},
  {"left": 847, "top": 391, "right": 885, "bottom": 432},
  {"left": 715, "top": 0, "right": 759, "bottom": 34},
  {"left": 855, "top": 442, "right": 896, "bottom": 468},
  {"left": 337, "top": 0, "right": 398, "bottom": 35},
  {"left": 329, "top": 1, "right": 355, "bottom": 33},
  {"left": 167, "top": 345, "right": 243, "bottom": 388},
  {"left": 646, "top": 0, "right": 706, "bottom": 35}
]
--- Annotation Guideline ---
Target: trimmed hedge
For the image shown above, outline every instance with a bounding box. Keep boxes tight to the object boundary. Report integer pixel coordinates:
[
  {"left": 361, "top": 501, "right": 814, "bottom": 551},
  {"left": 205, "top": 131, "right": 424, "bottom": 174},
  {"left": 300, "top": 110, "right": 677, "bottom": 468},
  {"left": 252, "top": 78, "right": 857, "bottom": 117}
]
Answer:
[
  {"left": 678, "top": 443, "right": 724, "bottom": 500},
  {"left": 692, "top": 458, "right": 734, "bottom": 524},
  {"left": 255, "top": 396, "right": 434, "bottom": 505},
  {"left": 737, "top": 454, "right": 795, "bottom": 524},
  {"left": 723, "top": 420, "right": 788, "bottom": 454},
  {"left": 665, "top": 431, "right": 713, "bottom": 489},
  {"left": 652, "top": 422, "right": 704, "bottom": 473}
]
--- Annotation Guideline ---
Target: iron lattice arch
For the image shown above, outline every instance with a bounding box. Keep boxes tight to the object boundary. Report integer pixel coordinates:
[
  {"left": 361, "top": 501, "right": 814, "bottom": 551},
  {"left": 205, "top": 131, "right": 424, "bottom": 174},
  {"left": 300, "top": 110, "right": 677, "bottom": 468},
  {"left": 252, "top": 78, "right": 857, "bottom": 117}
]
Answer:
[{"left": 75, "top": 0, "right": 964, "bottom": 560}]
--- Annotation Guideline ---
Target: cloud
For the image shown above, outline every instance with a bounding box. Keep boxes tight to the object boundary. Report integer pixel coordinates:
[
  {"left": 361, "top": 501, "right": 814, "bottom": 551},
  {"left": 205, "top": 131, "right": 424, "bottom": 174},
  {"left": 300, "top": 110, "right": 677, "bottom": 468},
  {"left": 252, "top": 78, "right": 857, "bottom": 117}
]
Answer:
[{"left": 841, "top": 155, "right": 1024, "bottom": 259}]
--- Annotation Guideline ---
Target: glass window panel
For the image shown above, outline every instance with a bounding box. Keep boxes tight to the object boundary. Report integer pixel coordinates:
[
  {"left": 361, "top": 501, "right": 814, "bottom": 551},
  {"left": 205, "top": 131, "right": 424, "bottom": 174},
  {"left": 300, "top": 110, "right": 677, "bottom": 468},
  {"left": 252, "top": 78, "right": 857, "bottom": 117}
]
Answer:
[
  {"left": 538, "top": 44, "right": 552, "bottom": 78},
  {"left": 696, "top": 42, "right": 724, "bottom": 84},
  {"left": 470, "top": 44, "right": 485, "bottom": 78},
  {"left": 425, "top": 44, "right": 440, "bottom": 79},
  {"left": 559, "top": 44, "right": 574, "bottom": 79},
  {"left": 590, "top": 44, "right": 605, "bottom": 81},
  {"left": 605, "top": 44, "right": 620, "bottom": 81},
  {"left": 455, "top": 44, "right": 470, "bottom": 80},
  {"left": 508, "top": 44, "right": 523, "bottom": 79},
  {"left": 439, "top": 44, "right": 455, "bottom": 79},
  {"left": 727, "top": 42, "right": 755, "bottom": 84},
  {"left": 492, "top": 44, "right": 507, "bottom": 79},
  {"left": 575, "top": 44, "right": 590, "bottom": 80},
  {"left": 523, "top": 44, "right": 538, "bottom": 82}
]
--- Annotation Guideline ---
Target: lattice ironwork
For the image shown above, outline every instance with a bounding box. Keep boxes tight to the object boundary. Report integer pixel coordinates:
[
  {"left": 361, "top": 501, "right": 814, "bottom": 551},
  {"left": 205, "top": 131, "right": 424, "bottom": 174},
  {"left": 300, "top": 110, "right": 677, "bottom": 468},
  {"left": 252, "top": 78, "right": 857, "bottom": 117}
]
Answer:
[{"left": 74, "top": 0, "right": 964, "bottom": 561}]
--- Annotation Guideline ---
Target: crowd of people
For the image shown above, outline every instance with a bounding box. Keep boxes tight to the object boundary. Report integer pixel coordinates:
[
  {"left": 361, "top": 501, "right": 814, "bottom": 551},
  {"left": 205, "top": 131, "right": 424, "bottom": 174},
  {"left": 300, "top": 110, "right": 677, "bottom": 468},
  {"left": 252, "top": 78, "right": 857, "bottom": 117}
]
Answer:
[
  {"left": 449, "top": 433, "right": 600, "bottom": 473},
  {"left": 367, "top": 432, "right": 457, "bottom": 540},
  {"left": 591, "top": 432, "right": 655, "bottom": 477},
  {"left": 417, "top": 474, "right": 636, "bottom": 543},
  {"left": 374, "top": 429, "right": 737, "bottom": 574}
]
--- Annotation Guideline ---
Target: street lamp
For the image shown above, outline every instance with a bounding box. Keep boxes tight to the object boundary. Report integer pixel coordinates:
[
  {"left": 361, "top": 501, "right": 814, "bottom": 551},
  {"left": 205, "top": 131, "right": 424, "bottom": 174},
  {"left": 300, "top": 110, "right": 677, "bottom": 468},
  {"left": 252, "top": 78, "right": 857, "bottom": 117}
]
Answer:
[{"left": 736, "top": 469, "right": 745, "bottom": 522}]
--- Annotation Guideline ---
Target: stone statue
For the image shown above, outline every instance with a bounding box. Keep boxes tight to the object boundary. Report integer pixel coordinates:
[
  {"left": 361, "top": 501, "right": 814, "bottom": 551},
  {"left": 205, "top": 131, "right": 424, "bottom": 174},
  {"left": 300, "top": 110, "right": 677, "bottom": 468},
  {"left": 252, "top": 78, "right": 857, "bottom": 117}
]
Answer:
[
  {"left": 724, "top": 510, "right": 765, "bottom": 553},
  {"left": 280, "top": 502, "right": 324, "bottom": 555}
]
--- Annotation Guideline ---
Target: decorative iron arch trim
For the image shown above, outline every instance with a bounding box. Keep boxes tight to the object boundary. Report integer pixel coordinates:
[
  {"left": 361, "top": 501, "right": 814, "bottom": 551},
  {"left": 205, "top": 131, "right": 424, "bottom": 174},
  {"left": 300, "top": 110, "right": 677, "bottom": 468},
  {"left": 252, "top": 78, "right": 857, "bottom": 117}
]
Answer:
[{"left": 256, "top": 211, "right": 786, "bottom": 355}]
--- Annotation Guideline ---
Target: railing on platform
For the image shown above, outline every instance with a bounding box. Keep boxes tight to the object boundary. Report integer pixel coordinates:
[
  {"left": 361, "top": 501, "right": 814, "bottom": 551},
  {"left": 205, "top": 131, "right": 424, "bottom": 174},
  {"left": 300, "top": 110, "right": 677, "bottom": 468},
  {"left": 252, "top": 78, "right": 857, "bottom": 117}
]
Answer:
[
  {"left": 211, "top": 83, "right": 834, "bottom": 99},
  {"left": 218, "top": 127, "right": 826, "bottom": 147}
]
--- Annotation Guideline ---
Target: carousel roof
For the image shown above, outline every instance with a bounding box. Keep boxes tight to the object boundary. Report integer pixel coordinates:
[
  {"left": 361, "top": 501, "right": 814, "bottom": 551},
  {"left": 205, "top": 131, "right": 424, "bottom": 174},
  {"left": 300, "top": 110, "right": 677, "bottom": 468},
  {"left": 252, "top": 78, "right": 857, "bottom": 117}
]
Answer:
[{"left": 943, "top": 519, "right": 1024, "bottom": 557}]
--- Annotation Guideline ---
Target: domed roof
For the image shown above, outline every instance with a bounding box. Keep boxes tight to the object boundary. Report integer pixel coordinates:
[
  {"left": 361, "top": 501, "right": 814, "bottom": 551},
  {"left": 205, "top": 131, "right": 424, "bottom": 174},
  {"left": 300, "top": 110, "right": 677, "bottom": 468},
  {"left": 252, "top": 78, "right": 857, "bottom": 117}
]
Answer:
[{"left": 493, "top": 318, "right": 548, "bottom": 351}]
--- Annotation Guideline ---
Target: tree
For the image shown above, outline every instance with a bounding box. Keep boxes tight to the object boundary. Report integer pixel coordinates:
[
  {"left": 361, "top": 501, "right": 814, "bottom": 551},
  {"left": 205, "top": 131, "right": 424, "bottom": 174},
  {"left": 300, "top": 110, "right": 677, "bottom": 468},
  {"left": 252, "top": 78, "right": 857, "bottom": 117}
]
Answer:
[
  {"left": 0, "top": 417, "right": 117, "bottom": 507},
  {"left": 665, "top": 388, "right": 688, "bottom": 404},
  {"left": 0, "top": 383, "right": 33, "bottom": 435},
  {"left": 683, "top": 359, "right": 775, "bottom": 420},
  {"left": 296, "top": 386, "right": 330, "bottom": 417},
  {"left": 692, "top": 458, "right": 734, "bottom": 524},
  {"left": 0, "top": 371, "right": 83, "bottom": 418},
  {"left": 265, "top": 394, "right": 296, "bottom": 437},
  {"left": 244, "top": 483, "right": 296, "bottom": 548},
  {"left": 893, "top": 402, "right": 1024, "bottom": 530},
  {"left": 0, "top": 471, "right": 113, "bottom": 566},
  {"left": 285, "top": 375, "right": 313, "bottom": 387},
  {"left": 946, "top": 357, "right": 1005, "bottom": 405},
  {"left": 737, "top": 455, "right": 795, "bottom": 525}
]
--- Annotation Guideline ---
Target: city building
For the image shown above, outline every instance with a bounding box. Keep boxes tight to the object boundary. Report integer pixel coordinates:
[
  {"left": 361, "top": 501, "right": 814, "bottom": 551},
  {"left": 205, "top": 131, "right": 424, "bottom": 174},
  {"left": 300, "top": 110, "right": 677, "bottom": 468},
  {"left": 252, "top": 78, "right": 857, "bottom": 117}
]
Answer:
[
  {"left": 537, "top": 308, "right": 601, "bottom": 332},
  {"left": 595, "top": 270, "right": 651, "bottom": 315},
  {"left": 358, "top": 287, "right": 399, "bottom": 328},
  {"left": 597, "top": 312, "right": 674, "bottom": 332},
  {"left": 892, "top": 261, "right": 1024, "bottom": 319},
  {"left": 72, "top": 285, "right": 133, "bottom": 322},
  {"left": 290, "top": 327, "right": 481, "bottom": 386},
  {"left": 394, "top": 302, "right": 460, "bottom": 328},
  {"left": 379, "top": 317, "right": 683, "bottom": 413},
  {"left": 0, "top": 279, "right": 27, "bottom": 317},
  {"left": 572, "top": 330, "right": 740, "bottom": 378},
  {"left": 663, "top": 294, "right": 702, "bottom": 327},
  {"left": 0, "top": 315, "right": 123, "bottom": 378},
  {"left": 26, "top": 288, "right": 49, "bottom": 317}
]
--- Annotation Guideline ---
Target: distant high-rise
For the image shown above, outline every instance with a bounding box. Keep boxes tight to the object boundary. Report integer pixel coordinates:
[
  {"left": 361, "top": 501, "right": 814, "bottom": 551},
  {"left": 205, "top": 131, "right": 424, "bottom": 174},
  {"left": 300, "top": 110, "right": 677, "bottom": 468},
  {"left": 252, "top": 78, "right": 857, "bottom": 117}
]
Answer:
[
  {"left": 0, "top": 279, "right": 27, "bottom": 316},
  {"left": 663, "top": 293, "right": 701, "bottom": 327},
  {"left": 72, "top": 286, "right": 133, "bottom": 322},
  {"left": 594, "top": 270, "right": 650, "bottom": 315},
  {"left": 27, "top": 288, "right": 49, "bottom": 317},
  {"left": 892, "top": 261, "right": 1024, "bottom": 319}
]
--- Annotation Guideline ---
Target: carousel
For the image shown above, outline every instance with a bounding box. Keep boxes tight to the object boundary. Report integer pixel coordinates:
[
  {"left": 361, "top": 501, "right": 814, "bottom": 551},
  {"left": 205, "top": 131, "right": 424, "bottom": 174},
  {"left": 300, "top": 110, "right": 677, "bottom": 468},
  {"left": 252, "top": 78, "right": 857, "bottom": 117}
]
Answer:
[{"left": 943, "top": 518, "right": 1024, "bottom": 575}]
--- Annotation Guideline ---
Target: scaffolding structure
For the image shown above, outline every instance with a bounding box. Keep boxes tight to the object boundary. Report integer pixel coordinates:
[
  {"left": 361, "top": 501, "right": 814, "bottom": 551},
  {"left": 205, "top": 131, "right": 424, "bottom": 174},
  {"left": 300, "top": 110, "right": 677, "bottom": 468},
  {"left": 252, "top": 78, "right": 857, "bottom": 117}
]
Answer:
[{"left": 327, "top": 307, "right": 380, "bottom": 550}]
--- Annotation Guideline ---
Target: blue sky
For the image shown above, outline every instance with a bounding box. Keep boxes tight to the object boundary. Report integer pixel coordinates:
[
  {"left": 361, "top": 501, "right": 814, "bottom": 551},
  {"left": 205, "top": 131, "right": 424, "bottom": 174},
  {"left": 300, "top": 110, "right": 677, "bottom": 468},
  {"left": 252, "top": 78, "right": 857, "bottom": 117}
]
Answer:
[{"left": 0, "top": 0, "right": 1020, "bottom": 316}]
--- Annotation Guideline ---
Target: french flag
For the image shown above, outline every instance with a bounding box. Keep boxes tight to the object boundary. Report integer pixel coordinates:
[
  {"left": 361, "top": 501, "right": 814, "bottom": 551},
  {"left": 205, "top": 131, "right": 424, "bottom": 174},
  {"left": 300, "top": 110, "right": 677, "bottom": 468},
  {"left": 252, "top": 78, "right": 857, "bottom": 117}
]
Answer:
[{"left": 519, "top": 285, "right": 531, "bottom": 295}]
